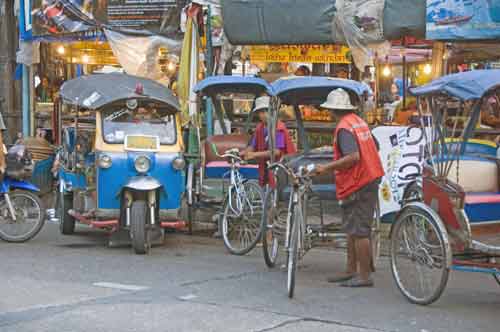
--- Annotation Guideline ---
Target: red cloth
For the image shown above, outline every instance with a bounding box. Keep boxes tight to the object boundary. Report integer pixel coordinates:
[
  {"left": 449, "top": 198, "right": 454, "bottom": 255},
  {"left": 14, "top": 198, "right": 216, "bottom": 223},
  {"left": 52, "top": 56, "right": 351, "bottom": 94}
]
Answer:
[
  {"left": 255, "top": 121, "right": 296, "bottom": 187},
  {"left": 333, "top": 113, "right": 384, "bottom": 200}
]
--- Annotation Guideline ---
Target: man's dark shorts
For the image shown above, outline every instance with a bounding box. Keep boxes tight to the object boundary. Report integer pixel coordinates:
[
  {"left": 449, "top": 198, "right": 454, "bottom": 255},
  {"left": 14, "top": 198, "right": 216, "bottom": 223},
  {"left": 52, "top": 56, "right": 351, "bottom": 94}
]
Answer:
[{"left": 340, "top": 180, "right": 380, "bottom": 238}]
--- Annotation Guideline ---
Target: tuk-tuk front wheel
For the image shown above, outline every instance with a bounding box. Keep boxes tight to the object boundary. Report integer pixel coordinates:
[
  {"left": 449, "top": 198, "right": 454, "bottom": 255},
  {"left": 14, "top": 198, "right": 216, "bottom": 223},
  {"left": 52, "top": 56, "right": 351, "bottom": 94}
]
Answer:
[
  {"left": 59, "top": 192, "right": 75, "bottom": 235},
  {"left": 130, "top": 200, "right": 149, "bottom": 255}
]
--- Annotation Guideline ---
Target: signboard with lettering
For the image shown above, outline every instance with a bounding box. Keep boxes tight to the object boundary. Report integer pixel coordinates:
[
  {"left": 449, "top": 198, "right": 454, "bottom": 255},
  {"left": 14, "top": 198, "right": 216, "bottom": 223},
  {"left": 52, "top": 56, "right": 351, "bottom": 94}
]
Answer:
[
  {"left": 373, "top": 126, "right": 427, "bottom": 217},
  {"left": 31, "top": 0, "right": 179, "bottom": 37},
  {"left": 249, "top": 45, "right": 351, "bottom": 64}
]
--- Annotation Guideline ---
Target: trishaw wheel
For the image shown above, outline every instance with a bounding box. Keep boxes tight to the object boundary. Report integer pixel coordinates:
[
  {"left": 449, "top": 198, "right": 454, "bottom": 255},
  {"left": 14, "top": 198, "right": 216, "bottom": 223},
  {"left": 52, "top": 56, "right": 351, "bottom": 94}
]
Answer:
[
  {"left": 0, "top": 190, "right": 45, "bottom": 242},
  {"left": 371, "top": 200, "right": 381, "bottom": 268},
  {"left": 221, "top": 181, "right": 264, "bottom": 255},
  {"left": 287, "top": 206, "right": 300, "bottom": 299},
  {"left": 59, "top": 192, "right": 75, "bottom": 235},
  {"left": 262, "top": 188, "right": 280, "bottom": 268},
  {"left": 131, "top": 200, "right": 149, "bottom": 255},
  {"left": 494, "top": 272, "right": 500, "bottom": 286},
  {"left": 402, "top": 182, "right": 423, "bottom": 205},
  {"left": 390, "top": 206, "right": 450, "bottom": 305}
]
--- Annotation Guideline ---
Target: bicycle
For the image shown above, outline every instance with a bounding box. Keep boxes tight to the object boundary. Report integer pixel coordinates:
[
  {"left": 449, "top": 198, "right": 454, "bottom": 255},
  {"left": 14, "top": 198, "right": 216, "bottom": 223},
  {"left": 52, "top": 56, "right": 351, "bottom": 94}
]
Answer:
[
  {"left": 262, "top": 161, "right": 381, "bottom": 298},
  {"left": 211, "top": 144, "right": 264, "bottom": 255}
]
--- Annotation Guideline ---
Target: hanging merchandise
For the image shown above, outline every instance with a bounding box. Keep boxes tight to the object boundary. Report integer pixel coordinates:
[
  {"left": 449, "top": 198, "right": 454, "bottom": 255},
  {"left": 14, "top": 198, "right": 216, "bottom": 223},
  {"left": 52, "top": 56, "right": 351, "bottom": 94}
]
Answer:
[
  {"left": 104, "top": 29, "right": 181, "bottom": 81},
  {"left": 334, "top": 0, "right": 391, "bottom": 70}
]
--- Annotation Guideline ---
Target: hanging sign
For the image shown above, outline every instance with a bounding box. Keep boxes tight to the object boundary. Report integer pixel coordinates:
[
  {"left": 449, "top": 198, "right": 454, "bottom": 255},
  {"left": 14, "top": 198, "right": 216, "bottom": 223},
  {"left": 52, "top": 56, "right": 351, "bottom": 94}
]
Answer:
[
  {"left": 249, "top": 45, "right": 351, "bottom": 64},
  {"left": 426, "top": 0, "right": 500, "bottom": 40},
  {"left": 31, "top": 0, "right": 179, "bottom": 37}
]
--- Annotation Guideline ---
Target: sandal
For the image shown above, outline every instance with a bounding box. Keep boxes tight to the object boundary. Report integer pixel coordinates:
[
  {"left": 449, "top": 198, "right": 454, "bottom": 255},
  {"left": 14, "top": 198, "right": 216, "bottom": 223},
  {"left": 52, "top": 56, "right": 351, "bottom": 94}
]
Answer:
[
  {"left": 327, "top": 273, "right": 356, "bottom": 283},
  {"left": 340, "top": 276, "right": 374, "bottom": 288}
]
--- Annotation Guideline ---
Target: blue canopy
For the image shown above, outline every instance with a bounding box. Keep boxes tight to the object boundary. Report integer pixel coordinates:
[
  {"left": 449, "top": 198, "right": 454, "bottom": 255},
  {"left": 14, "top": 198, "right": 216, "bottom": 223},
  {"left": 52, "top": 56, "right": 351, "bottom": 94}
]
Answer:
[
  {"left": 272, "top": 76, "right": 369, "bottom": 106},
  {"left": 193, "top": 76, "right": 273, "bottom": 95},
  {"left": 410, "top": 70, "right": 500, "bottom": 100}
]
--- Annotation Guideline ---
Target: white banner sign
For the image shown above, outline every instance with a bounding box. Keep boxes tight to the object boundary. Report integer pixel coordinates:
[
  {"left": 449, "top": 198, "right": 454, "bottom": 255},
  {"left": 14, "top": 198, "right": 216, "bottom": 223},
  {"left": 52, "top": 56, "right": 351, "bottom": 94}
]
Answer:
[{"left": 373, "top": 126, "right": 426, "bottom": 217}]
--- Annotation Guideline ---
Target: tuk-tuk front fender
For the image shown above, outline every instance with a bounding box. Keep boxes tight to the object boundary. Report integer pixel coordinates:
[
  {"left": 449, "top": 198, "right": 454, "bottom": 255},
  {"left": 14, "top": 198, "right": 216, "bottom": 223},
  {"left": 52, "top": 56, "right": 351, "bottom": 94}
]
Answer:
[{"left": 120, "top": 176, "right": 164, "bottom": 193}]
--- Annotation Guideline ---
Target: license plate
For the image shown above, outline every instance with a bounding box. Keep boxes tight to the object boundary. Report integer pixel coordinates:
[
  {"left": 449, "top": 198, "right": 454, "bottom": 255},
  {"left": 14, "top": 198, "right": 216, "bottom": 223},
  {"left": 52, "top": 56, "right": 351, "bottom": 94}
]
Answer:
[{"left": 125, "top": 135, "right": 159, "bottom": 151}]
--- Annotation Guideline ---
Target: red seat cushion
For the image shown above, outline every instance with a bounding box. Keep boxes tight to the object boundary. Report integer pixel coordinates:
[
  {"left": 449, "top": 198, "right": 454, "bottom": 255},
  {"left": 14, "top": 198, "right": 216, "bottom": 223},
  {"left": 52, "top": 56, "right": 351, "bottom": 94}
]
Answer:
[{"left": 465, "top": 193, "right": 500, "bottom": 204}]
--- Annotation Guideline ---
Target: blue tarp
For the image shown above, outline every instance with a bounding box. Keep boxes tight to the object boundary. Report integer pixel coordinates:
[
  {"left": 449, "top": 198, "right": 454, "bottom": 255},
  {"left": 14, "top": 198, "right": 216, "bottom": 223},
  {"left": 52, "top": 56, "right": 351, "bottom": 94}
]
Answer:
[
  {"left": 410, "top": 70, "right": 500, "bottom": 100},
  {"left": 193, "top": 76, "right": 274, "bottom": 95}
]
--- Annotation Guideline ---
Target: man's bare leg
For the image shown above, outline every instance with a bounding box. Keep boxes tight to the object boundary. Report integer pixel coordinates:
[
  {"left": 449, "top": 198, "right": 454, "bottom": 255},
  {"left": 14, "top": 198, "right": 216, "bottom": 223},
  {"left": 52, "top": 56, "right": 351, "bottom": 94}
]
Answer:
[
  {"left": 355, "top": 237, "right": 372, "bottom": 282},
  {"left": 327, "top": 235, "right": 357, "bottom": 283}
]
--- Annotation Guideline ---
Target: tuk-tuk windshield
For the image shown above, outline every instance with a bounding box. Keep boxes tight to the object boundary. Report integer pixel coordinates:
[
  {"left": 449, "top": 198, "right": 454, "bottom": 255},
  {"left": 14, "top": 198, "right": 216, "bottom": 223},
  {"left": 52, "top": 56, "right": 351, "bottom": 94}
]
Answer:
[{"left": 101, "top": 106, "right": 176, "bottom": 145}]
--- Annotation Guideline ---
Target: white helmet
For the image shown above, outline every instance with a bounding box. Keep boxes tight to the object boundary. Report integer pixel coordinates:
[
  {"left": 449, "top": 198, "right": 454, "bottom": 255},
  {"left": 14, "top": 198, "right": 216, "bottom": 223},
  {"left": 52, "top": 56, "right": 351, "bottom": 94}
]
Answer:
[
  {"left": 320, "top": 88, "right": 358, "bottom": 111},
  {"left": 253, "top": 96, "right": 270, "bottom": 112}
]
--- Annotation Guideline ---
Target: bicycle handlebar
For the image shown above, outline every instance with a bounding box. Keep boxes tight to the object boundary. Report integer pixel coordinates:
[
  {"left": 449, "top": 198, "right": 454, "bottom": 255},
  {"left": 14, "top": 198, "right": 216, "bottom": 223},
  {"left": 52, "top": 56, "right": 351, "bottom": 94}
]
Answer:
[
  {"left": 210, "top": 143, "right": 244, "bottom": 163},
  {"left": 268, "top": 162, "right": 315, "bottom": 181}
]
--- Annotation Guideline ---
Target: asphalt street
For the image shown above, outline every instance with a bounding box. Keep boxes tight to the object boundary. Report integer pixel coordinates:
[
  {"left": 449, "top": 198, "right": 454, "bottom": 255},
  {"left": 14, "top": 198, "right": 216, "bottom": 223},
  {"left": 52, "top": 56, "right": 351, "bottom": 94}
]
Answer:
[{"left": 1, "top": 223, "right": 499, "bottom": 332}]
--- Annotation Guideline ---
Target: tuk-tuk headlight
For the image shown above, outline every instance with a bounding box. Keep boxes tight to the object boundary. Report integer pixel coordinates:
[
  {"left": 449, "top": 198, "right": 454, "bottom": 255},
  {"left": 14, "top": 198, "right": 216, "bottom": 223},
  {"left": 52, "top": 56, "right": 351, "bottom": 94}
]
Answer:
[
  {"left": 172, "top": 157, "right": 185, "bottom": 171},
  {"left": 134, "top": 155, "right": 151, "bottom": 173},
  {"left": 98, "top": 154, "right": 112, "bottom": 169}
]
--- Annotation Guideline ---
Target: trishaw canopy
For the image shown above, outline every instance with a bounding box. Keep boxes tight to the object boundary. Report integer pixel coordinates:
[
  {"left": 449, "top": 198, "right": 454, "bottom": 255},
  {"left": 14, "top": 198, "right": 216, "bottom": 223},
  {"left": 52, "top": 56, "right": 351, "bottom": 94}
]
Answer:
[
  {"left": 193, "top": 76, "right": 274, "bottom": 96},
  {"left": 60, "top": 73, "right": 180, "bottom": 111},
  {"left": 272, "top": 76, "right": 370, "bottom": 105},
  {"left": 410, "top": 69, "right": 500, "bottom": 100}
]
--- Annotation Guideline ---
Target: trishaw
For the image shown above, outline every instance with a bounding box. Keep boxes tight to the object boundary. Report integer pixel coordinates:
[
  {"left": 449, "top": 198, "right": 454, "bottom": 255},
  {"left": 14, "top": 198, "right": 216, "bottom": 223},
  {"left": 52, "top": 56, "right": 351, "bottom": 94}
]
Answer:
[
  {"left": 261, "top": 76, "right": 379, "bottom": 297},
  {"left": 390, "top": 69, "right": 500, "bottom": 305},
  {"left": 188, "top": 76, "right": 270, "bottom": 255},
  {"left": 56, "top": 74, "right": 186, "bottom": 254}
]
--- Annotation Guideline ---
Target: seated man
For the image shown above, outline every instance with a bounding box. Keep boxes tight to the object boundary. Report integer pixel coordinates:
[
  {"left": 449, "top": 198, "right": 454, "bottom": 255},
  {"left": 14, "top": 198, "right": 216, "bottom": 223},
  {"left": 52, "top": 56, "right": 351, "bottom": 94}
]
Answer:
[{"left": 241, "top": 96, "right": 296, "bottom": 187}]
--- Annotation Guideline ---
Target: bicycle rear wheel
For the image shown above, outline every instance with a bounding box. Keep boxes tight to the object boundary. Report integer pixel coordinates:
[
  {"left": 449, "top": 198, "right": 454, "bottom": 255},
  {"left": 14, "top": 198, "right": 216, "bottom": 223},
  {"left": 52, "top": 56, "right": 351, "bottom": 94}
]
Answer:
[
  {"left": 222, "top": 181, "right": 264, "bottom": 255},
  {"left": 287, "top": 205, "right": 301, "bottom": 299}
]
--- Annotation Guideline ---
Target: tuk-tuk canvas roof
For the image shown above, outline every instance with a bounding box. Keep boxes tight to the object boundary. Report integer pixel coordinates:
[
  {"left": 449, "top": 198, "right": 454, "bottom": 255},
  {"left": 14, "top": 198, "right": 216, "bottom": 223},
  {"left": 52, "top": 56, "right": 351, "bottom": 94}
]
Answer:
[
  {"left": 410, "top": 70, "right": 500, "bottom": 100},
  {"left": 193, "top": 76, "right": 274, "bottom": 95},
  {"left": 60, "top": 74, "right": 180, "bottom": 111}
]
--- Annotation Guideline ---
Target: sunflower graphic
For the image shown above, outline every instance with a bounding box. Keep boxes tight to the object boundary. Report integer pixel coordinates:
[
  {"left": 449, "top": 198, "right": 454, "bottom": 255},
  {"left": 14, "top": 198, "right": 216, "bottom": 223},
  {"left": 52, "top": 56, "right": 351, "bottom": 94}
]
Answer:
[{"left": 381, "top": 182, "right": 392, "bottom": 202}]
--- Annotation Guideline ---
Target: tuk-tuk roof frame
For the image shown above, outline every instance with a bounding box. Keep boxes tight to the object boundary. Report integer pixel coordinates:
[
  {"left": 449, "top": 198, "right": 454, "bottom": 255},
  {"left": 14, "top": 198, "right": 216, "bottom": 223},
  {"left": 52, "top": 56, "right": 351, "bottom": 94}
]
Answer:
[{"left": 60, "top": 73, "right": 180, "bottom": 112}]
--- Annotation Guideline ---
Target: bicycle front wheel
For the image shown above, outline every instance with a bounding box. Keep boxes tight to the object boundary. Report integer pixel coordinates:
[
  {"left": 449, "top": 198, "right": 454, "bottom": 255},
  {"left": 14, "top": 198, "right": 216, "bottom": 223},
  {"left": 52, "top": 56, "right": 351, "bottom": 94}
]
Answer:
[
  {"left": 287, "top": 204, "right": 301, "bottom": 299},
  {"left": 262, "top": 188, "right": 280, "bottom": 268},
  {"left": 222, "top": 181, "right": 264, "bottom": 255}
]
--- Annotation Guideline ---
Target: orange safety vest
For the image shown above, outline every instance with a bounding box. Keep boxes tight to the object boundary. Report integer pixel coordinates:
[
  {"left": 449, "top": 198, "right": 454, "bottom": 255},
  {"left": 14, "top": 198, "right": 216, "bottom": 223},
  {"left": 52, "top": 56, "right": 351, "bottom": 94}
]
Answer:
[{"left": 333, "top": 113, "right": 384, "bottom": 200}]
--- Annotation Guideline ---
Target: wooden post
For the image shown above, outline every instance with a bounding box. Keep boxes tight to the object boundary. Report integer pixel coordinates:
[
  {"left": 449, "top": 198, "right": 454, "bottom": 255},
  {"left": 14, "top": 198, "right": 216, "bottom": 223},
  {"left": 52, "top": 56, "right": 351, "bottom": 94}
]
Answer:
[{"left": 432, "top": 42, "right": 445, "bottom": 80}]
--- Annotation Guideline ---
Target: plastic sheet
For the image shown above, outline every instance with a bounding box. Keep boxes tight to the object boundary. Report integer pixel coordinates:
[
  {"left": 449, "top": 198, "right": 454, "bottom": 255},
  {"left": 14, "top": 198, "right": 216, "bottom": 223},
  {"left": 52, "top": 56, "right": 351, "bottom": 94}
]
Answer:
[
  {"left": 334, "top": 0, "right": 390, "bottom": 70},
  {"left": 383, "top": 0, "right": 426, "bottom": 40},
  {"left": 104, "top": 29, "right": 181, "bottom": 81}
]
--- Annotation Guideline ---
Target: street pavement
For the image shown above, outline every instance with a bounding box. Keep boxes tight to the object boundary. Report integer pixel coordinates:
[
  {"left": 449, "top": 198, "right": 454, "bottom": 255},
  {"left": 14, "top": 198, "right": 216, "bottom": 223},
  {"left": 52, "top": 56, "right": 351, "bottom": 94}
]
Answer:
[{"left": 1, "top": 223, "right": 499, "bottom": 332}]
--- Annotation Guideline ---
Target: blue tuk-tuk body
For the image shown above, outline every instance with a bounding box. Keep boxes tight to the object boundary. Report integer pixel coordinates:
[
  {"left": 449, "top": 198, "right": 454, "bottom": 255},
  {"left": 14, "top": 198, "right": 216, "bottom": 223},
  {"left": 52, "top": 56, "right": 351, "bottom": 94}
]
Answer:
[{"left": 57, "top": 74, "right": 185, "bottom": 254}]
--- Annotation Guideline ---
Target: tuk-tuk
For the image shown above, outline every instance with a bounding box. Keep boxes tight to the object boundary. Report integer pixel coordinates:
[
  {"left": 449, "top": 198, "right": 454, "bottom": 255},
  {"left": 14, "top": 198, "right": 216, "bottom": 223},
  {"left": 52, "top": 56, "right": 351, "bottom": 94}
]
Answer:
[
  {"left": 188, "top": 76, "right": 273, "bottom": 254},
  {"left": 56, "top": 74, "right": 185, "bottom": 254}
]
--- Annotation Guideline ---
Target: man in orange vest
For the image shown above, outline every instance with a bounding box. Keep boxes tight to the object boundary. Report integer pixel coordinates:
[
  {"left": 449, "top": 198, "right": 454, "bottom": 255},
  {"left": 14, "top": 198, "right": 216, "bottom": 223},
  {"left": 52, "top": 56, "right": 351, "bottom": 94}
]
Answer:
[{"left": 314, "top": 88, "right": 384, "bottom": 287}]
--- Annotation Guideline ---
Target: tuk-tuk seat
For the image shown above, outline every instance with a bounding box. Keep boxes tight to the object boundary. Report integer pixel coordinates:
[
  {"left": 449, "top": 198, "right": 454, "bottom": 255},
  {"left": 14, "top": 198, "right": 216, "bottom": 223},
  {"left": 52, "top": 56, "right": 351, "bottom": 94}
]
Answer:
[{"left": 204, "top": 134, "right": 258, "bottom": 180}]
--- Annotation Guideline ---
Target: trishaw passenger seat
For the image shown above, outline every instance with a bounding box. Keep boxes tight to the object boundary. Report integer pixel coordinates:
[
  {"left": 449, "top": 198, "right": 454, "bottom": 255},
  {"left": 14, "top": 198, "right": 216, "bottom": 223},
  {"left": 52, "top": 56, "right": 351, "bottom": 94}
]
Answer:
[
  {"left": 204, "top": 134, "right": 258, "bottom": 180},
  {"left": 445, "top": 157, "right": 498, "bottom": 193}
]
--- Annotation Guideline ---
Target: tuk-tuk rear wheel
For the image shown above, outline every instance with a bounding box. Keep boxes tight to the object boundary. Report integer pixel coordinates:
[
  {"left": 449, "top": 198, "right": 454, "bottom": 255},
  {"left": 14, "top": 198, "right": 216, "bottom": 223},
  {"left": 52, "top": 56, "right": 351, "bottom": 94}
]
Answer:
[{"left": 131, "top": 200, "right": 149, "bottom": 255}]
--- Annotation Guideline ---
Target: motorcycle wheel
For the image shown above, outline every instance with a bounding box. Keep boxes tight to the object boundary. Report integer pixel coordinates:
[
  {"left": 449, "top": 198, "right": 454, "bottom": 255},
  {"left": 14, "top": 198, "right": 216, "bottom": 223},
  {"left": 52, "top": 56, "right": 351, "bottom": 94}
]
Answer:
[
  {"left": 0, "top": 190, "right": 45, "bottom": 242},
  {"left": 58, "top": 192, "right": 75, "bottom": 235},
  {"left": 131, "top": 200, "right": 149, "bottom": 255}
]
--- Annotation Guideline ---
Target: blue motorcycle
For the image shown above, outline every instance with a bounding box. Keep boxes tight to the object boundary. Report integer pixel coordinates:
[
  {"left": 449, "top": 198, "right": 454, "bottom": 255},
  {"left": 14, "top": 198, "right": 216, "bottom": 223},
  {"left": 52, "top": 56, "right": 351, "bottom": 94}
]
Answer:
[{"left": 0, "top": 145, "right": 45, "bottom": 242}]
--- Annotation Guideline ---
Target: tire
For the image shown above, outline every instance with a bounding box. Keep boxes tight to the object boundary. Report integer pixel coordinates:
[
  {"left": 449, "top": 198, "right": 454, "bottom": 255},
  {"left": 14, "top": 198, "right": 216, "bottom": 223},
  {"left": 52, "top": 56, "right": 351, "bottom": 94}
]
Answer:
[
  {"left": 221, "top": 181, "right": 264, "bottom": 255},
  {"left": 287, "top": 205, "right": 301, "bottom": 299},
  {"left": 262, "top": 188, "right": 280, "bottom": 268},
  {"left": 390, "top": 206, "right": 450, "bottom": 305},
  {"left": 494, "top": 273, "right": 500, "bottom": 286},
  {"left": 186, "top": 164, "right": 195, "bottom": 235},
  {"left": 371, "top": 199, "right": 381, "bottom": 268},
  {"left": 0, "top": 190, "right": 45, "bottom": 242},
  {"left": 58, "top": 192, "right": 75, "bottom": 235},
  {"left": 131, "top": 200, "right": 149, "bottom": 255}
]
